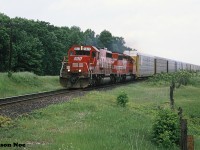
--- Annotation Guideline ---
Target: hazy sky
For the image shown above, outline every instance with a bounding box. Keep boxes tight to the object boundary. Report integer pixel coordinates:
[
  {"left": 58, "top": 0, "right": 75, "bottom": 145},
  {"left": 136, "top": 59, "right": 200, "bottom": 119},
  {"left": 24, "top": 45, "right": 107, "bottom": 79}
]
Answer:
[{"left": 1, "top": 0, "right": 200, "bottom": 65}]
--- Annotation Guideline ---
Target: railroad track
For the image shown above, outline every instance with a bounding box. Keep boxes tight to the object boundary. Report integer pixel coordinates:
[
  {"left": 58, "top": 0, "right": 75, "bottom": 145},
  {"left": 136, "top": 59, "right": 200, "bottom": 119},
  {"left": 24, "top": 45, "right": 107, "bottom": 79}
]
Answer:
[
  {"left": 0, "top": 79, "right": 143, "bottom": 107},
  {"left": 0, "top": 80, "right": 144, "bottom": 106},
  {"left": 0, "top": 80, "right": 145, "bottom": 118},
  {"left": 0, "top": 89, "right": 70, "bottom": 106}
]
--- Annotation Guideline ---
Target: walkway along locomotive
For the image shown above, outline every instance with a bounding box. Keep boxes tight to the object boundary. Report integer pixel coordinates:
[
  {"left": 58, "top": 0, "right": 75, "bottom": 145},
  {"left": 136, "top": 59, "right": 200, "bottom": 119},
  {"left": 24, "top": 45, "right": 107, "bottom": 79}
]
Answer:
[{"left": 60, "top": 45, "right": 200, "bottom": 89}]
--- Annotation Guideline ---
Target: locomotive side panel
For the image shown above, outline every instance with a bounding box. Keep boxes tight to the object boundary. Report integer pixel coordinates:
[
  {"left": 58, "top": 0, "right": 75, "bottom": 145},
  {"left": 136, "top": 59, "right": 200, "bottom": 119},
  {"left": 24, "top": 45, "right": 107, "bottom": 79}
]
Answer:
[{"left": 99, "top": 49, "right": 112, "bottom": 76}]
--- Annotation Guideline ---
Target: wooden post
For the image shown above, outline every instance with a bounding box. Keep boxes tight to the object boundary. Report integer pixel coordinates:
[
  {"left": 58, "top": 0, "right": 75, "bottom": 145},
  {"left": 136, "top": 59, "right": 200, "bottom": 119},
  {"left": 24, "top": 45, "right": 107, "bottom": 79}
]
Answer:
[
  {"left": 178, "top": 108, "right": 188, "bottom": 150},
  {"left": 170, "top": 80, "right": 175, "bottom": 109},
  {"left": 170, "top": 85, "right": 174, "bottom": 109},
  {"left": 187, "top": 135, "right": 194, "bottom": 150},
  {"left": 178, "top": 107, "right": 183, "bottom": 120},
  {"left": 180, "top": 119, "right": 187, "bottom": 150}
]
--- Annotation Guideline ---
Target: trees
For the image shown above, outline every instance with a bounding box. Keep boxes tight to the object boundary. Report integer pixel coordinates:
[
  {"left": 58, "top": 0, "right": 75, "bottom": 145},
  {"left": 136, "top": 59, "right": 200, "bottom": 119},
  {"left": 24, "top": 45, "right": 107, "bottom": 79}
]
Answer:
[
  {"left": 12, "top": 32, "right": 44, "bottom": 74},
  {"left": 0, "top": 13, "right": 10, "bottom": 72},
  {"left": 97, "top": 30, "right": 130, "bottom": 53},
  {"left": 83, "top": 29, "right": 97, "bottom": 46},
  {"left": 98, "top": 30, "right": 113, "bottom": 50},
  {"left": 0, "top": 13, "right": 130, "bottom": 75}
]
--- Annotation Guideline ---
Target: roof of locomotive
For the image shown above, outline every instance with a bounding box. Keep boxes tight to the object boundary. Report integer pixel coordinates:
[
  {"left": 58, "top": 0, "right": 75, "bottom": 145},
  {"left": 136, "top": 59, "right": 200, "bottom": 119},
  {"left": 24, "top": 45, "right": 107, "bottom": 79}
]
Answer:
[
  {"left": 70, "top": 45, "right": 100, "bottom": 52},
  {"left": 99, "top": 47, "right": 112, "bottom": 53}
]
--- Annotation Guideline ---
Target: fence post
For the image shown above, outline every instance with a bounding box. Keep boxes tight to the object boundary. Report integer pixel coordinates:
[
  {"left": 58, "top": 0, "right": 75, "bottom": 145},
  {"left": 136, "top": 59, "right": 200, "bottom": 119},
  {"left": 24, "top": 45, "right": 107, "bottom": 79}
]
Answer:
[
  {"left": 170, "top": 85, "right": 174, "bottom": 109},
  {"left": 187, "top": 135, "right": 194, "bottom": 150},
  {"left": 180, "top": 119, "right": 187, "bottom": 150},
  {"left": 178, "top": 107, "right": 187, "bottom": 150},
  {"left": 170, "top": 80, "right": 175, "bottom": 109}
]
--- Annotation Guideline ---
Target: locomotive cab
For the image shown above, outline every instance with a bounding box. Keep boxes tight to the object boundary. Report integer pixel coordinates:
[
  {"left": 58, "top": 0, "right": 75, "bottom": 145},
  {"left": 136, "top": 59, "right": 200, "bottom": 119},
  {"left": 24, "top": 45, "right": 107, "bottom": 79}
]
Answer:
[{"left": 60, "top": 46, "right": 99, "bottom": 88}]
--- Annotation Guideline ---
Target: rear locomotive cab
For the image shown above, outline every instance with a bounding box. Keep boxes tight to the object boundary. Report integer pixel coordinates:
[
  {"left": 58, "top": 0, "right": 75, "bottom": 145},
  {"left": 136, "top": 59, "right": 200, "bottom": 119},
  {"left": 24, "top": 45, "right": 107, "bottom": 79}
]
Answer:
[
  {"left": 111, "top": 53, "right": 135, "bottom": 82},
  {"left": 60, "top": 45, "right": 99, "bottom": 88}
]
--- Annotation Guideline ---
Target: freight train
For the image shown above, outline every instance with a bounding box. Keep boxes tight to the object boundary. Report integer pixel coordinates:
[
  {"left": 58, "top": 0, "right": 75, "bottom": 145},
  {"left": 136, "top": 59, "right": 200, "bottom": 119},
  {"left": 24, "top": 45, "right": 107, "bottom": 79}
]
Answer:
[{"left": 60, "top": 45, "right": 200, "bottom": 88}]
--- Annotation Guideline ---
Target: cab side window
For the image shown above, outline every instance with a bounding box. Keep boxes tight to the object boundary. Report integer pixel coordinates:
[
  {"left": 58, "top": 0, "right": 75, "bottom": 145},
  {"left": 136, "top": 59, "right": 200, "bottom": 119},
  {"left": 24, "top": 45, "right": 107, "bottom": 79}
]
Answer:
[
  {"left": 92, "top": 51, "right": 96, "bottom": 58},
  {"left": 69, "top": 51, "right": 74, "bottom": 56}
]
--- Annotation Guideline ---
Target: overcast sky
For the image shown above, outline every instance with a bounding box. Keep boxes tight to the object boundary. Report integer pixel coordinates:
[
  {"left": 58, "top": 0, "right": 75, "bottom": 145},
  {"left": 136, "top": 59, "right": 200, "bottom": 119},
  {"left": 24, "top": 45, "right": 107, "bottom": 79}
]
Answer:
[{"left": 1, "top": 0, "right": 200, "bottom": 65}]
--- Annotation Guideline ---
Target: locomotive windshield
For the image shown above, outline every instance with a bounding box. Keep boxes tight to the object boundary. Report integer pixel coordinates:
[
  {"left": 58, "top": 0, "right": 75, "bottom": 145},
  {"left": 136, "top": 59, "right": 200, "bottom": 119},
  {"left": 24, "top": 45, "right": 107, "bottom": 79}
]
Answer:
[{"left": 75, "top": 50, "right": 90, "bottom": 56}]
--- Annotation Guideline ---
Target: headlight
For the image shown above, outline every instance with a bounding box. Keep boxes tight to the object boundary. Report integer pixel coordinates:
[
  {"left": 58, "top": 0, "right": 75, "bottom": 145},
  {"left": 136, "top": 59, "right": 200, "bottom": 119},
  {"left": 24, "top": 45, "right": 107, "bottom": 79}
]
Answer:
[
  {"left": 68, "top": 69, "right": 70, "bottom": 72},
  {"left": 79, "top": 69, "right": 81, "bottom": 72}
]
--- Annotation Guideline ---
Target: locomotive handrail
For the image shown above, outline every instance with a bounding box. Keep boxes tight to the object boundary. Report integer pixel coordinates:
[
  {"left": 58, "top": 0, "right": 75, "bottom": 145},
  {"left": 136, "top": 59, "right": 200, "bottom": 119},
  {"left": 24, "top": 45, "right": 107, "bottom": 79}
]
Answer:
[
  {"left": 60, "top": 61, "right": 65, "bottom": 77},
  {"left": 85, "top": 62, "right": 89, "bottom": 71}
]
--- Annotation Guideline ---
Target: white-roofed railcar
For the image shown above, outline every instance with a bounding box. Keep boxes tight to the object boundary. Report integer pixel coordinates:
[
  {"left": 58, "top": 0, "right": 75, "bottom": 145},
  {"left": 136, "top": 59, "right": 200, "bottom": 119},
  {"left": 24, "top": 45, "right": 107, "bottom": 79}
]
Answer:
[
  {"left": 186, "top": 64, "right": 191, "bottom": 71},
  {"left": 125, "top": 50, "right": 200, "bottom": 78},
  {"left": 167, "top": 59, "right": 176, "bottom": 73},
  {"left": 135, "top": 54, "right": 155, "bottom": 77},
  {"left": 182, "top": 63, "right": 187, "bottom": 70},
  {"left": 176, "top": 61, "right": 183, "bottom": 71},
  {"left": 155, "top": 57, "right": 168, "bottom": 74}
]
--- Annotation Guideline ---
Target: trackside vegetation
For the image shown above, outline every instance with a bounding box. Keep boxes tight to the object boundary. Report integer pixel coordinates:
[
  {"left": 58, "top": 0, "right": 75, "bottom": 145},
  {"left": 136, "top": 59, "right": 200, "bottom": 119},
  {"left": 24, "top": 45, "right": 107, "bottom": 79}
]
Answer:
[
  {"left": 152, "top": 109, "right": 180, "bottom": 148},
  {"left": 0, "top": 72, "right": 62, "bottom": 98},
  {"left": 0, "top": 71, "right": 200, "bottom": 149},
  {"left": 116, "top": 91, "right": 129, "bottom": 107},
  {"left": 0, "top": 13, "right": 130, "bottom": 75}
]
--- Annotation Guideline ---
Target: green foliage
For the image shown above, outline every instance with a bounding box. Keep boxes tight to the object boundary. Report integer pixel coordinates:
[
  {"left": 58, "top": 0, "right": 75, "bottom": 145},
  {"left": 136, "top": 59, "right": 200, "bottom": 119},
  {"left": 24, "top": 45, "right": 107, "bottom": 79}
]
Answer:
[
  {"left": 83, "top": 29, "right": 97, "bottom": 46},
  {"left": 98, "top": 30, "right": 113, "bottom": 50},
  {"left": 7, "top": 71, "right": 12, "bottom": 77},
  {"left": 117, "top": 91, "right": 128, "bottom": 107},
  {"left": 0, "top": 72, "right": 61, "bottom": 98},
  {"left": 152, "top": 109, "right": 180, "bottom": 148},
  {"left": 0, "top": 13, "right": 129, "bottom": 75},
  {"left": 176, "top": 71, "right": 192, "bottom": 87},
  {"left": 0, "top": 26, "right": 10, "bottom": 72},
  {"left": 148, "top": 71, "right": 194, "bottom": 87},
  {"left": 0, "top": 86, "right": 162, "bottom": 150},
  {"left": 2, "top": 77, "right": 200, "bottom": 149},
  {"left": 0, "top": 115, "right": 12, "bottom": 128}
]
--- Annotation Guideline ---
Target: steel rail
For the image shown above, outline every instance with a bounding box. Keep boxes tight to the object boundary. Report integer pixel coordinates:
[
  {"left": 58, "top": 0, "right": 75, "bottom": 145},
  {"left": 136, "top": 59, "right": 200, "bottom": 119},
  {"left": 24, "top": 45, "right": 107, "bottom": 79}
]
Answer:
[
  {"left": 0, "top": 79, "right": 144, "bottom": 106},
  {"left": 0, "top": 89, "right": 69, "bottom": 106}
]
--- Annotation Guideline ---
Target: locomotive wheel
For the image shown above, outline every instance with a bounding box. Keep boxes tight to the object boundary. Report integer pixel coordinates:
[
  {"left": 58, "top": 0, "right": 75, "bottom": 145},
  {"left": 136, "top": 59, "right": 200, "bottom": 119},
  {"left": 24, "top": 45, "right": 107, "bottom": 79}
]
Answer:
[
  {"left": 79, "top": 78, "right": 90, "bottom": 88},
  {"left": 110, "top": 75, "right": 116, "bottom": 83},
  {"left": 60, "top": 77, "right": 89, "bottom": 88},
  {"left": 96, "top": 76, "right": 103, "bottom": 85},
  {"left": 131, "top": 75, "right": 136, "bottom": 80},
  {"left": 91, "top": 78, "right": 97, "bottom": 86}
]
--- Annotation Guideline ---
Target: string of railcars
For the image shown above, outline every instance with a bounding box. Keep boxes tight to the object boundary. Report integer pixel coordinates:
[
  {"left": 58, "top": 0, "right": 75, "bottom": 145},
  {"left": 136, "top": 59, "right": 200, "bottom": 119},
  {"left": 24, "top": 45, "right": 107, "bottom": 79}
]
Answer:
[{"left": 60, "top": 45, "right": 200, "bottom": 89}]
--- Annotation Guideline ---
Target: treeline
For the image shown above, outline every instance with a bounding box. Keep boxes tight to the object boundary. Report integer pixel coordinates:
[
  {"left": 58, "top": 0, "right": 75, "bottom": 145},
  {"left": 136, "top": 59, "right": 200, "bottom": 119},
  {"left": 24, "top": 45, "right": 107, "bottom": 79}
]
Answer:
[{"left": 0, "top": 13, "right": 131, "bottom": 75}]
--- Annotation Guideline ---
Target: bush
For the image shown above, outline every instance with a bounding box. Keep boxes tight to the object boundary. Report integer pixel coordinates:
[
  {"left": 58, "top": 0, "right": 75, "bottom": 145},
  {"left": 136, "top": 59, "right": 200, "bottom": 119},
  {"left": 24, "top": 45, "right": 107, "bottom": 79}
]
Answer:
[
  {"left": 152, "top": 109, "right": 180, "bottom": 148},
  {"left": 0, "top": 115, "right": 12, "bottom": 128},
  {"left": 117, "top": 91, "right": 128, "bottom": 107},
  {"left": 7, "top": 71, "right": 12, "bottom": 78}
]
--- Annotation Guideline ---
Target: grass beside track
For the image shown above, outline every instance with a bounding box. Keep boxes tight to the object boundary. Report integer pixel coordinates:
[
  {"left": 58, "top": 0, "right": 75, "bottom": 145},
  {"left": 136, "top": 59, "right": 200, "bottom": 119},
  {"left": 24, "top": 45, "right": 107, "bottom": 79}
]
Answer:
[
  {"left": 0, "top": 72, "right": 62, "bottom": 98},
  {"left": 0, "top": 72, "right": 200, "bottom": 149}
]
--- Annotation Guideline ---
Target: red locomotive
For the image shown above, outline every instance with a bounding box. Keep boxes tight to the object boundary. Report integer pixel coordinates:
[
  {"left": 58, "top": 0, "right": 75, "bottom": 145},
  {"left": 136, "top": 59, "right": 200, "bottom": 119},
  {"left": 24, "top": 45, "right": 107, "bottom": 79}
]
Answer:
[{"left": 60, "top": 45, "right": 136, "bottom": 88}]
